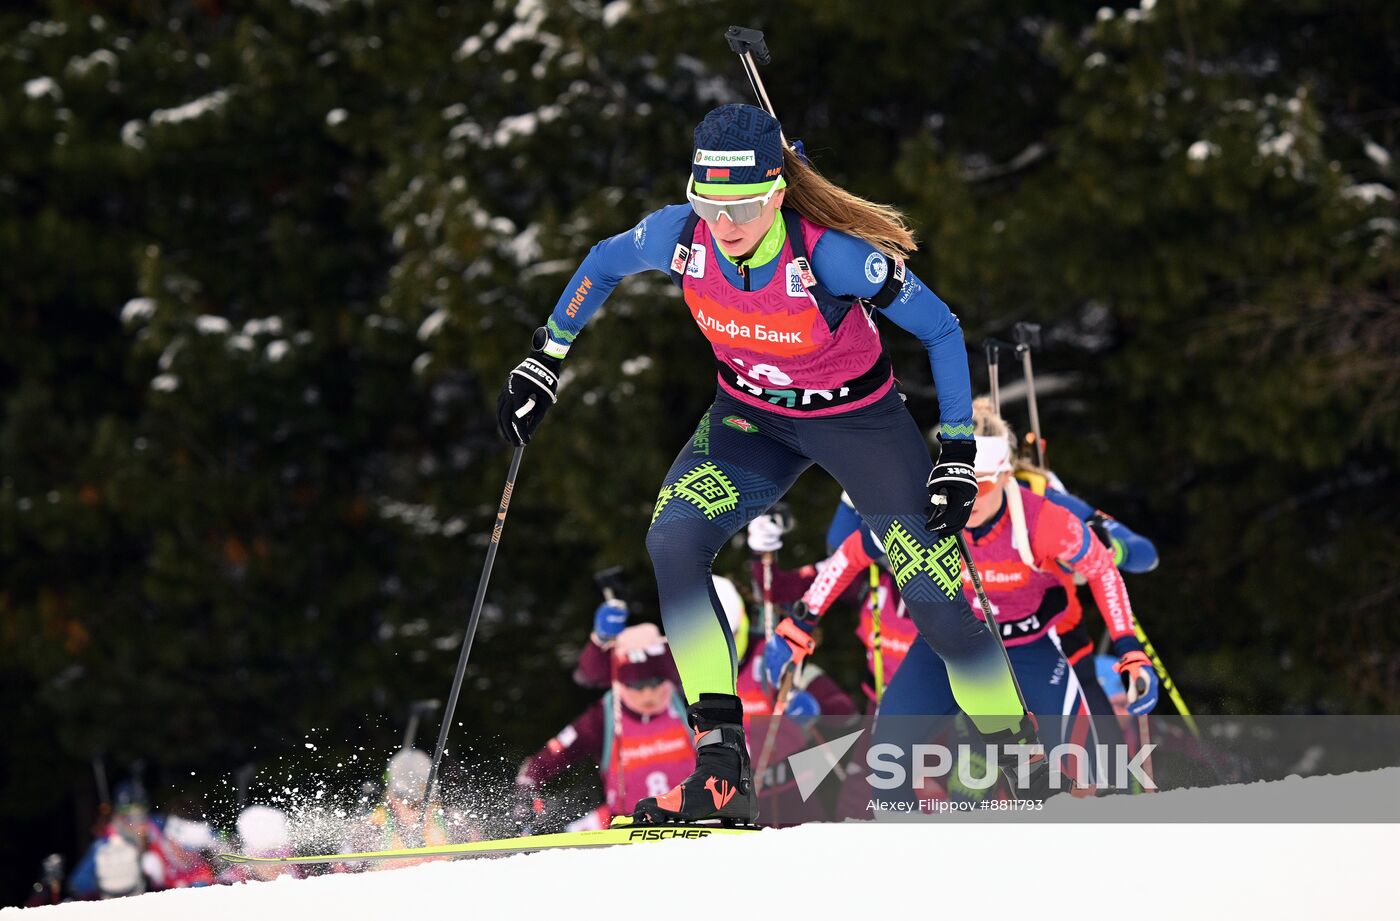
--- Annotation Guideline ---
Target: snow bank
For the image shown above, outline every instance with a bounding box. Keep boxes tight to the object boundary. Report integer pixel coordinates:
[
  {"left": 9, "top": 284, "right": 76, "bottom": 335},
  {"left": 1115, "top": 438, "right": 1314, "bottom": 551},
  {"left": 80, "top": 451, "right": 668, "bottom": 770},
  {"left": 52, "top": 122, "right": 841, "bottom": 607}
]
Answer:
[{"left": 7, "top": 769, "right": 1396, "bottom": 920}]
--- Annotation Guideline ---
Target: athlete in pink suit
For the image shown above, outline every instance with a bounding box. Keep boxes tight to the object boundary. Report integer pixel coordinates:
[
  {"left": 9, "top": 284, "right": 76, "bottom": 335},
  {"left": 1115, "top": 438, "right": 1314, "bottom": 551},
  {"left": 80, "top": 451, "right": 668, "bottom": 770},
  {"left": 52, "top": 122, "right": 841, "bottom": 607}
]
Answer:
[
  {"left": 767, "top": 405, "right": 1161, "bottom": 798},
  {"left": 518, "top": 624, "right": 694, "bottom": 830},
  {"left": 574, "top": 577, "right": 856, "bottom": 742}
]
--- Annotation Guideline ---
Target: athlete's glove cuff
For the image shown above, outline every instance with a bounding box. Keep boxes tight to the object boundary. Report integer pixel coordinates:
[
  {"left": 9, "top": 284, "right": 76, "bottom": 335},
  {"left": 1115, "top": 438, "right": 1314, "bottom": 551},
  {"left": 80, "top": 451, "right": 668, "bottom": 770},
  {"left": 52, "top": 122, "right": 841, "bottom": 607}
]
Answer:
[
  {"left": 925, "top": 439, "right": 978, "bottom": 534},
  {"left": 496, "top": 328, "right": 563, "bottom": 446},
  {"left": 1110, "top": 635, "right": 1145, "bottom": 659},
  {"left": 1114, "top": 650, "right": 1159, "bottom": 716}
]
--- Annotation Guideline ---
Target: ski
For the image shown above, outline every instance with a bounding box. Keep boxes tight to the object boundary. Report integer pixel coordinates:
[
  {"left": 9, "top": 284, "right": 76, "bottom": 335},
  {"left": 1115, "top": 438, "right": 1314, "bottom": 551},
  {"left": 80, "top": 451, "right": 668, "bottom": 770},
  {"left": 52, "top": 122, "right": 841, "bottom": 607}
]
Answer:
[{"left": 218, "top": 818, "right": 759, "bottom": 866}]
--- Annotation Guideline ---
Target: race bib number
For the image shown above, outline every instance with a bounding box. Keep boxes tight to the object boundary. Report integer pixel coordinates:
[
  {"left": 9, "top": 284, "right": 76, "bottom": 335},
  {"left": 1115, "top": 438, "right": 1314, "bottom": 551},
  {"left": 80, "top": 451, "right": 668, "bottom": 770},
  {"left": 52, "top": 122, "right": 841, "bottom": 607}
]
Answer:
[{"left": 784, "top": 262, "right": 809, "bottom": 297}]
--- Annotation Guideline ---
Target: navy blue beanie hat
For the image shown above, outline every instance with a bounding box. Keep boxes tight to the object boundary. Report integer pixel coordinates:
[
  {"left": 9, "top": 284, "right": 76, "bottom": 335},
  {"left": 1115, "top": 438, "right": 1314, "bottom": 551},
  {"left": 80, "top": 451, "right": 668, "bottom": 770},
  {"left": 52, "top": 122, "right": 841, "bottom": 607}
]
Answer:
[{"left": 692, "top": 104, "right": 787, "bottom": 195}]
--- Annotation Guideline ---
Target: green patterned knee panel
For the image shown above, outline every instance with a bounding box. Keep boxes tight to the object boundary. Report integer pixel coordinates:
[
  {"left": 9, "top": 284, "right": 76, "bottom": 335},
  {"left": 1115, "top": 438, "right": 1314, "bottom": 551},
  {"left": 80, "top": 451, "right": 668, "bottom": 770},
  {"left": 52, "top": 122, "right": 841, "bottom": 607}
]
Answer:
[
  {"left": 881, "top": 519, "right": 962, "bottom": 600},
  {"left": 652, "top": 461, "right": 741, "bottom": 525}
]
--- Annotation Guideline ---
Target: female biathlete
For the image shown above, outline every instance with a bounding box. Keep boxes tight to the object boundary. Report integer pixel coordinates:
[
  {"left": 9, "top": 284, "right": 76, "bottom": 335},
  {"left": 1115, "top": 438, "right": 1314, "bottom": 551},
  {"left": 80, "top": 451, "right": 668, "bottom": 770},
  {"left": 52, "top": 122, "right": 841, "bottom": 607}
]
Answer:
[
  {"left": 517, "top": 624, "right": 693, "bottom": 830},
  {"left": 767, "top": 403, "right": 1161, "bottom": 795},
  {"left": 567, "top": 575, "right": 855, "bottom": 824},
  {"left": 1001, "top": 444, "right": 1159, "bottom": 720},
  {"left": 496, "top": 104, "right": 1042, "bottom": 824},
  {"left": 574, "top": 576, "right": 855, "bottom": 731}
]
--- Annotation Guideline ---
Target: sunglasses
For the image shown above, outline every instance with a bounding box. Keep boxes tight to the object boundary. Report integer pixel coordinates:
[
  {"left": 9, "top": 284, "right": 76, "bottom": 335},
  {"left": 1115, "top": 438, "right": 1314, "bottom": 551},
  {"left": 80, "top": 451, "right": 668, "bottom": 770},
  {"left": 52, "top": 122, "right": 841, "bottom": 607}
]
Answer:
[
  {"left": 975, "top": 476, "right": 1002, "bottom": 499},
  {"left": 622, "top": 676, "right": 667, "bottom": 690},
  {"left": 685, "top": 175, "right": 783, "bottom": 226}
]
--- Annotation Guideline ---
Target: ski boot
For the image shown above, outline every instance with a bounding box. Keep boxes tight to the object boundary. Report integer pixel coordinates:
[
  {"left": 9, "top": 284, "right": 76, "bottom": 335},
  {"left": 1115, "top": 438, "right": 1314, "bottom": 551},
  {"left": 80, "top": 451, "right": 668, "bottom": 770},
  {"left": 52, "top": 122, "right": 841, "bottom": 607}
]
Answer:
[
  {"left": 981, "top": 713, "right": 1084, "bottom": 801},
  {"left": 633, "top": 693, "right": 759, "bottom": 827}
]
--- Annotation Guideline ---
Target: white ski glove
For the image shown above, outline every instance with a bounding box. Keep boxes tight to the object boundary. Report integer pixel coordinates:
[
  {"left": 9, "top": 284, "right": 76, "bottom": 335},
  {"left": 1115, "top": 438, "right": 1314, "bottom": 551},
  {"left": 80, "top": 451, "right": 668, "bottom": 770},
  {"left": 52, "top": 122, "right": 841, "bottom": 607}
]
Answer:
[{"left": 747, "top": 514, "right": 785, "bottom": 553}]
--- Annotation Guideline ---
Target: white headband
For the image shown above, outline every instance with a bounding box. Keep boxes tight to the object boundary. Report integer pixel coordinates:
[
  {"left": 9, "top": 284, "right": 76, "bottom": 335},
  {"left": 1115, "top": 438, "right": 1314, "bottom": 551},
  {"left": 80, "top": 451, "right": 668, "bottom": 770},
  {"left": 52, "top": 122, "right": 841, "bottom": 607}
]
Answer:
[{"left": 973, "top": 435, "right": 1013, "bottom": 476}]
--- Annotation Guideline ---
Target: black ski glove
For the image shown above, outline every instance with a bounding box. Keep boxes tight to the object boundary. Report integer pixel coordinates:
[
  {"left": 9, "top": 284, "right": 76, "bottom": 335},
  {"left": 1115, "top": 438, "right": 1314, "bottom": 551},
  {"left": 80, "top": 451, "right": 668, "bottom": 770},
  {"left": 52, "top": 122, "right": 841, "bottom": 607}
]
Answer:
[
  {"left": 925, "top": 438, "right": 978, "bottom": 534},
  {"left": 496, "top": 327, "right": 562, "bottom": 446}
]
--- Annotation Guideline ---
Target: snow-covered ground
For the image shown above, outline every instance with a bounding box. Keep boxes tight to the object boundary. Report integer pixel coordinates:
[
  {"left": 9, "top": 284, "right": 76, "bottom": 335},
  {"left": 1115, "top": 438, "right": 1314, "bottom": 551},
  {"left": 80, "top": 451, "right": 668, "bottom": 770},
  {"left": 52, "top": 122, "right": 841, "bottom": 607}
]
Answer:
[{"left": 7, "top": 770, "right": 1397, "bottom": 920}]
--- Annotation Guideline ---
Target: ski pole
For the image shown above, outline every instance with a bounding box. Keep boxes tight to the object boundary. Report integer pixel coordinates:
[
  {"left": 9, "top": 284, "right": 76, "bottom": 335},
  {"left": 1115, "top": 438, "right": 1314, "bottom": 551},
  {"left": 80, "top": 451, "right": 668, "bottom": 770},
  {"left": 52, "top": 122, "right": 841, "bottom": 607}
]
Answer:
[
  {"left": 609, "top": 651, "right": 626, "bottom": 816},
  {"left": 1136, "top": 715, "right": 1157, "bottom": 793},
  {"left": 753, "top": 665, "right": 796, "bottom": 794},
  {"left": 91, "top": 756, "right": 110, "bottom": 815},
  {"left": 402, "top": 699, "right": 441, "bottom": 751},
  {"left": 761, "top": 553, "right": 775, "bottom": 640},
  {"left": 758, "top": 502, "right": 792, "bottom": 641},
  {"left": 956, "top": 533, "right": 1030, "bottom": 713},
  {"left": 233, "top": 763, "right": 255, "bottom": 808},
  {"left": 420, "top": 441, "right": 527, "bottom": 828},
  {"left": 982, "top": 333, "right": 1034, "bottom": 707},
  {"left": 1133, "top": 619, "right": 1199, "bottom": 736},
  {"left": 984, "top": 338, "right": 1003, "bottom": 415},
  {"left": 1012, "top": 322, "right": 1045, "bottom": 467},
  {"left": 724, "top": 27, "right": 782, "bottom": 129},
  {"left": 1008, "top": 323, "right": 1196, "bottom": 736},
  {"left": 754, "top": 581, "right": 806, "bottom": 796},
  {"left": 869, "top": 564, "right": 885, "bottom": 704},
  {"left": 597, "top": 570, "right": 629, "bottom": 815}
]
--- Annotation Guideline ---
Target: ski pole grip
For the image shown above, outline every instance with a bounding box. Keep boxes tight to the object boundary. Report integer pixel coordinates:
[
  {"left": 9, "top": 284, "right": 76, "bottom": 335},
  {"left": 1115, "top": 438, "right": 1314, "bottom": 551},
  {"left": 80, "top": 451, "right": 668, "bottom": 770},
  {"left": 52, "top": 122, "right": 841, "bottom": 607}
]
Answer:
[
  {"left": 593, "top": 565, "right": 628, "bottom": 607},
  {"left": 1012, "top": 321, "right": 1042, "bottom": 350},
  {"left": 769, "top": 499, "right": 794, "bottom": 534},
  {"left": 983, "top": 337, "right": 1016, "bottom": 359},
  {"left": 726, "top": 26, "right": 771, "bottom": 64}
]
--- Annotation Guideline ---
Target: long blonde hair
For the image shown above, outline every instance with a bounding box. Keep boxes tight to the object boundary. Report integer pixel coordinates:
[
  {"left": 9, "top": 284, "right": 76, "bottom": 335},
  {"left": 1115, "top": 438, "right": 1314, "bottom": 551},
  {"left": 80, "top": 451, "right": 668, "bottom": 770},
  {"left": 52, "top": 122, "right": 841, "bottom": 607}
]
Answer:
[
  {"left": 781, "top": 148, "right": 917, "bottom": 261},
  {"left": 972, "top": 397, "right": 1017, "bottom": 452}
]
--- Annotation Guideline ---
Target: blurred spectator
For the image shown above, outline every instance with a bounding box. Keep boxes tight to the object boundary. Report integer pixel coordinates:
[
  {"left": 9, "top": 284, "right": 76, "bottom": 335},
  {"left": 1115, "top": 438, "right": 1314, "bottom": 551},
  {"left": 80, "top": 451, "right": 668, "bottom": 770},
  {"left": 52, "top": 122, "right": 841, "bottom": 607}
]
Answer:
[
  {"left": 219, "top": 805, "right": 301, "bottom": 883},
  {"left": 157, "top": 799, "right": 219, "bottom": 888},
  {"left": 340, "top": 748, "right": 449, "bottom": 870},
  {"left": 68, "top": 780, "right": 168, "bottom": 899},
  {"left": 24, "top": 854, "right": 65, "bottom": 907}
]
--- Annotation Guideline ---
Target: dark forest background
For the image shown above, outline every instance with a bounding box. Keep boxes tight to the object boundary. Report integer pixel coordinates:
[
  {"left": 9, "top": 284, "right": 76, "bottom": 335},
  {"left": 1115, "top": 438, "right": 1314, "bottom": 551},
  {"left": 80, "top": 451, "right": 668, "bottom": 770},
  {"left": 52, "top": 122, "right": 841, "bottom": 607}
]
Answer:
[{"left": 1, "top": 0, "right": 1397, "bottom": 904}]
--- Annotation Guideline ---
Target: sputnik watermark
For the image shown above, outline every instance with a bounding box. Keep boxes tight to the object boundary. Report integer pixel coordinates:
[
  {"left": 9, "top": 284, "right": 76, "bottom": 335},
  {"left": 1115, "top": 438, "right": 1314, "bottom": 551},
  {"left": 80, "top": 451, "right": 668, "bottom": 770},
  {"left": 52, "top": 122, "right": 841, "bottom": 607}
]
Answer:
[
  {"left": 786, "top": 730, "right": 1157, "bottom": 802},
  {"left": 867, "top": 742, "right": 1157, "bottom": 792}
]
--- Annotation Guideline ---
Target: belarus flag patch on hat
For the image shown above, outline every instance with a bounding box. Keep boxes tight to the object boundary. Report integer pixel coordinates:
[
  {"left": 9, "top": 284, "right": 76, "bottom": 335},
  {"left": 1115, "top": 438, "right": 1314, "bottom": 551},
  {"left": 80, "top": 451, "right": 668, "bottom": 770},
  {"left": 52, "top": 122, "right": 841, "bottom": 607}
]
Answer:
[{"left": 706, "top": 168, "right": 731, "bottom": 182}]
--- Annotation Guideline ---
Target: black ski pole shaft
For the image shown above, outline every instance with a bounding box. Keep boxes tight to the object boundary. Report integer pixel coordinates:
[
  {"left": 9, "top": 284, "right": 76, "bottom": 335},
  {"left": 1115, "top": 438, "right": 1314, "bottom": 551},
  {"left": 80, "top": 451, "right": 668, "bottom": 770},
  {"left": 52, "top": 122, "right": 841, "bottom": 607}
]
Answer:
[
  {"left": 403, "top": 699, "right": 441, "bottom": 751},
  {"left": 956, "top": 533, "right": 1030, "bottom": 712},
  {"left": 91, "top": 756, "right": 110, "bottom": 813},
  {"left": 420, "top": 444, "right": 526, "bottom": 828}
]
